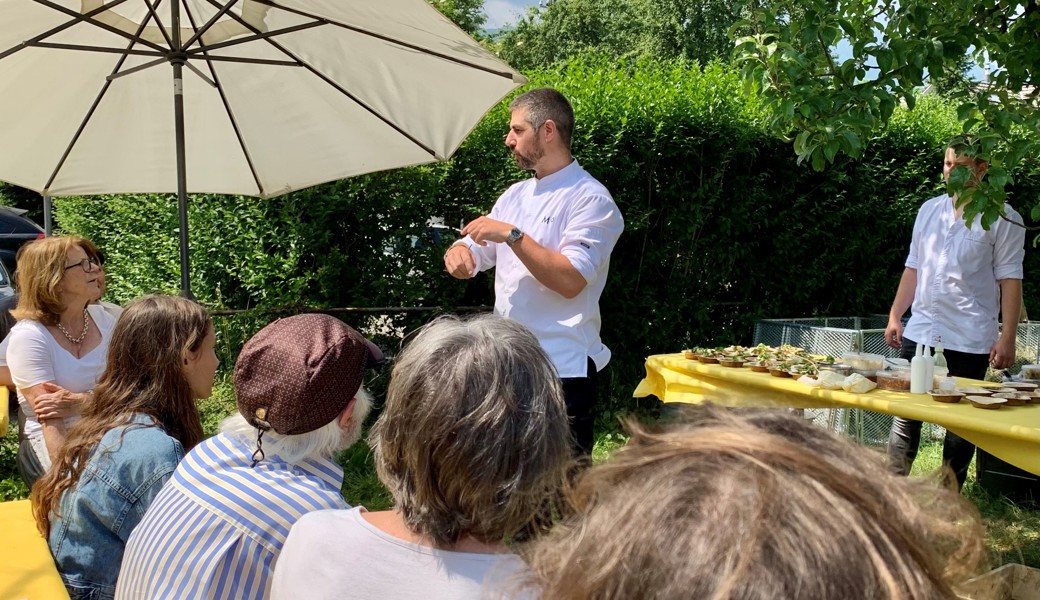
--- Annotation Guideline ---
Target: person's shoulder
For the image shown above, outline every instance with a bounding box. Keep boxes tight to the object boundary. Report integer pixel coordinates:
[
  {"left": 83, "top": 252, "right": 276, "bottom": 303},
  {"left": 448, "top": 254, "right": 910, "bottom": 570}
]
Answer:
[
  {"left": 502, "top": 177, "right": 535, "bottom": 197},
  {"left": 98, "top": 301, "right": 123, "bottom": 320},
  {"left": 8, "top": 318, "right": 50, "bottom": 345},
  {"left": 920, "top": 193, "right": 948, "bottom": 209},
  {"left": 10, "top": 317, "right": 46, "bottom": 335},
  {"left": 290, "top": 507, "right": 361, "bottom": 539},
  {"left": 87, "top": 303, "right": 119, "bottom": 331},
  {"left": 1001, "top": 203, "right": 1025, "bottom": 222},
  {"left": 567, "top": 164, "right": 614, "bottom": 199},
  {"left": 102, "top": 415, "right": 181, "bottom": 455}
]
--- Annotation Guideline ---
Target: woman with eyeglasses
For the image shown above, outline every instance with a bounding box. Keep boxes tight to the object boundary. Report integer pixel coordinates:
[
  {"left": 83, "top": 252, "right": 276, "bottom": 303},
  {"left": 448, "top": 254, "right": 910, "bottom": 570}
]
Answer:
[{"left": 6, "top": 236, "right": 119, "bottom": 486}]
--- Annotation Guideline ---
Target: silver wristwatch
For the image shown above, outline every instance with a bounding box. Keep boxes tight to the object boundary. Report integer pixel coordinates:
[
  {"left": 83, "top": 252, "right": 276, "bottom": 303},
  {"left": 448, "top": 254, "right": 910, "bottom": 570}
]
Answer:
[{"left": 505, "top": 228, "right": 524, "bottom": 247}]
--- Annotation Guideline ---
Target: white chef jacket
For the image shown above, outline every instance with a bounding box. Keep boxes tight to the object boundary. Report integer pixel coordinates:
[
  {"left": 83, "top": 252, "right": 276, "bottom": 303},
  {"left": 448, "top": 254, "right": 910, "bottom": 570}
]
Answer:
[
  {"left": 903, "top": 194, "right": 1025, "bottom": 354},
  {"left": 460, "top": 160, "right": 624, "bottom": 378}
]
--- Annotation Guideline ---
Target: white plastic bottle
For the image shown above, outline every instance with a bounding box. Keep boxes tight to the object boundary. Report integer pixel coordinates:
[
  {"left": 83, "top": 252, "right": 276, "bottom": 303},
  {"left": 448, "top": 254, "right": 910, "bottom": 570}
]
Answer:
[
  {"left": 910, "top": 344, "right": 929, "bottom": 393},
  {"left": 933, "top": 344, "right": 949, "bottom": 377},
  {"left": 932, "top": 343, "right": 949, "bottom": 388}
]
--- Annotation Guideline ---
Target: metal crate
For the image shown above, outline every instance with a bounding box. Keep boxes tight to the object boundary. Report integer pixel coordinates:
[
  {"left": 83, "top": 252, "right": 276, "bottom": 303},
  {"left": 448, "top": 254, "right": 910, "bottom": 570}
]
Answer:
[
  {"left": 753, "top": 316, "right": 901, "bottom": 358},
  {"left": 755, "top": 318, "right": 1040, "bottom": 447},
  {"left": 754, "top": 316, "right": 931, "bottom": 445},
  {"left": 1011, "top": 321, "right": 1040, "bottom": 374}
]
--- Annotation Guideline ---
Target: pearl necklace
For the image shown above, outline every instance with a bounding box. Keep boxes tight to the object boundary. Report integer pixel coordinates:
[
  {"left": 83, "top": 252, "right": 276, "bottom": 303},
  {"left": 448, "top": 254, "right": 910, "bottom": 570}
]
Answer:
[{"left": 57, "top": 308, "right": 90, "bottom": 345}]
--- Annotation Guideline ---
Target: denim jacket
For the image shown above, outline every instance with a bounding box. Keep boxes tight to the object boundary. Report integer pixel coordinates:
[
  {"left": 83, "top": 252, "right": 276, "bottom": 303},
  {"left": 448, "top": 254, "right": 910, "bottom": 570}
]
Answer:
[{"left": 48, "top": 413, "right": 184, "bottom": 600}]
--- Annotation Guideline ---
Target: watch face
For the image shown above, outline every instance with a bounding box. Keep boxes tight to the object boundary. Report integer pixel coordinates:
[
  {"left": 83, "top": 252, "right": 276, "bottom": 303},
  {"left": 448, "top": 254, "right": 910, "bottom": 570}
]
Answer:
[{"left": 507, "top": 228, "right": 523, "bottom": 244}]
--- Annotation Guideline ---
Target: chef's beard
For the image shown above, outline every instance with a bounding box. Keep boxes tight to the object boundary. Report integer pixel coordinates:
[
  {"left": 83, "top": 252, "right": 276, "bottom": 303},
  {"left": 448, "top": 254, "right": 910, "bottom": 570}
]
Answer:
[{"left": 513, "top": 139, "right": 544, "bottom": 171}]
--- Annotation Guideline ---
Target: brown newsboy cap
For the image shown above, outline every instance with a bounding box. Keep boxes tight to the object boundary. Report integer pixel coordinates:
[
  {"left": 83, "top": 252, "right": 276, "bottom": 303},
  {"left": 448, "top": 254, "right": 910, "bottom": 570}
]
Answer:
[{"left": 234, "top": 314, "right": 383, "bottom": 435}]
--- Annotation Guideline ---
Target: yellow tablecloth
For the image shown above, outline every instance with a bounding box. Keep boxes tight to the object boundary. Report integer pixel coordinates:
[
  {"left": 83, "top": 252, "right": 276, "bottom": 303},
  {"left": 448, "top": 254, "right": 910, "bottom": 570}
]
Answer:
[
  {"left": 1, "top": 386, "right": 9, "bottom": 438},
  {"left": 0, "top": 500, "right": 69, "bottom": 600},
  {"left": 634, "top": 354, "right": 1040, "bottom": 475}
]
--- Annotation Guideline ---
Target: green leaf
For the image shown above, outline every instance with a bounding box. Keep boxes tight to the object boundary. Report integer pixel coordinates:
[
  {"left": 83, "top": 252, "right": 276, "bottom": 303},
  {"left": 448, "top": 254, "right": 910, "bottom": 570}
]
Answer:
[
  {"left": 811, "top": 149, "right": 826, "bottom": 171},
  {"left": 824, "top": 139, "right": 840, "bottom": 162},
  {"left": 985, "top": 167, "right": 1010, "bottom": 190},
  {"left": 879, "top": 97, "right": 896, "bottom": 122},
  {"left": 876, "top": 50, "right": 892, "bottom": 73},
  {"left": 840, "top": 129, "right": 862, "bottom": 155}
]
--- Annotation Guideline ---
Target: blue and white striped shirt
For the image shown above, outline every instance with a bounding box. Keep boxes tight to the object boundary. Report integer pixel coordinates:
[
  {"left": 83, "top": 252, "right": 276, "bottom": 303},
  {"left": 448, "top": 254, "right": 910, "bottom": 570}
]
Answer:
[{"left": 115, "top": 432, "right": 348, "bottom": 600}]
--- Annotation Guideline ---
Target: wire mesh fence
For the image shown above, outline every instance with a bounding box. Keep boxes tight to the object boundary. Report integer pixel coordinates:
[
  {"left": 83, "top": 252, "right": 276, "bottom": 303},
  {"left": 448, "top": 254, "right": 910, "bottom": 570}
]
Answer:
[{"left": 751, "top": 317, "right": 1040, "bottom": 446}]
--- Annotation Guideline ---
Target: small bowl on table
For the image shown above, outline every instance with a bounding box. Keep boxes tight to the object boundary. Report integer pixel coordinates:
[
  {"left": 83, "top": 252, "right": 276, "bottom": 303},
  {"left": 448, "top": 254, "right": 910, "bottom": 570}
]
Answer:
[
  {"left": 719, "top": 359, "right": 745, "bottom": 368},
  {"left": 746, "top": 361, "right": 770, "bottom": 373},
  {"left": 928, "top": 390, "right": 964, "bottom": 404},
  {"left": 966, "top": 395, "right": 1007, "bottom": 410},
  {"left": 1002, "top": 382, "right": 1038, "bottom": 392},
  {"left": 769, "top": 368, "right": 792, "bottom": 378},
  {"left": 991, "top": 392, "right": 1030, "bottom": 406},
  {"left": 957, "top": 386, "right": 995, "bottom": 397},
  {"left": 698, "top": 355, "right": 720, "bottom": 364},
  {"left": 819, "top": 363, "right": 853, "bottom": 377},
  {"left": 682, "top": 350, "right": 698, "bottom": 360}
]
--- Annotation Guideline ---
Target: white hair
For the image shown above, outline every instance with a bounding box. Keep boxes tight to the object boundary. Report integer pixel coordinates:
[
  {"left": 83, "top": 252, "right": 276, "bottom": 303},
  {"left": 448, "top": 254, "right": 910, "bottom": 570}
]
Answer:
[{"left": 222, "top": 388, "right": 373, "bottom": 465}]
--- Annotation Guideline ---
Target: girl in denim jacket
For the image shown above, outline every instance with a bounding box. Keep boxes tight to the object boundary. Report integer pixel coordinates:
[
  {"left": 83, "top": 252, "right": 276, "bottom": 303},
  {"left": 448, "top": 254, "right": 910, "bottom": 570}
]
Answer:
[{"left": 31, "top": 294, "right": 219, "bottom": 600}]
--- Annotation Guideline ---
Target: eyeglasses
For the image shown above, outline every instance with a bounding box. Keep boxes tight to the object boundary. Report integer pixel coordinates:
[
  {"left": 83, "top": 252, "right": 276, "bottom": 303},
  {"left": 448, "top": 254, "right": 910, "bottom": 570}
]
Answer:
[{"left": 65, "top": 257, "right": 100, "bottom": 272}]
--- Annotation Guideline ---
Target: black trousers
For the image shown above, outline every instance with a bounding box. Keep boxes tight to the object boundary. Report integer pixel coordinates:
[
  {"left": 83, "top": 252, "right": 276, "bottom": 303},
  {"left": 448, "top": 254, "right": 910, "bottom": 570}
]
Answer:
[
  {"left": 886, "top": 337, "right": 989, "bottom": 488},
  {"left": 560, "top": 358, "right": 598, "bottom": 458}
]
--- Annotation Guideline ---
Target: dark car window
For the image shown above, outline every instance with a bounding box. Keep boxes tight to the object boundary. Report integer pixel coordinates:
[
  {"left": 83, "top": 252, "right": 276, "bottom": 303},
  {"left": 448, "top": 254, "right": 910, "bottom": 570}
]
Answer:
[{"left": 0, "top": 211, "right": 44, "bottom": 235}]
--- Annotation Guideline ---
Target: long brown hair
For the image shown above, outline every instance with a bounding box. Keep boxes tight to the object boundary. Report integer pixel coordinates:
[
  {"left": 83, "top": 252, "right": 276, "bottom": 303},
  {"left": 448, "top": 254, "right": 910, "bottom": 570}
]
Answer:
[
  {"left": 11, "top": 236, "right": 90, "bottom": 326},
  {"left": 32, "top": 295, "right": 211, "bottom": 537},
  {"left": 520, "top": 404, "right": 988, "bottom": 600}
]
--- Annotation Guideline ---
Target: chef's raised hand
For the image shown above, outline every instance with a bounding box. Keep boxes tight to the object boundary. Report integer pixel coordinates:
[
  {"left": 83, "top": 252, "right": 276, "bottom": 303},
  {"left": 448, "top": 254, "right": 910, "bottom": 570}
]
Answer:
[{"left": 461, "top": 217, "right": 513, "bottom": 246}]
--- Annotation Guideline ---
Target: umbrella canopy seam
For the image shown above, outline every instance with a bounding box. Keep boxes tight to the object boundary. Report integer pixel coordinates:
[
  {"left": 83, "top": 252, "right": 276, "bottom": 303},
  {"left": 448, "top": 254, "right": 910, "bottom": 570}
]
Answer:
[
  {"left": 42, "top": 0, "right": 164, "bottom": 191},
  {"left": 0, "top": 0, "right": 134, "bottom": 61},
  {"left": 180, "top": 2, "right": 265, "bottom": 195},
  {"left": 200, "top": 0, "right": 442, "bottom": 160}
]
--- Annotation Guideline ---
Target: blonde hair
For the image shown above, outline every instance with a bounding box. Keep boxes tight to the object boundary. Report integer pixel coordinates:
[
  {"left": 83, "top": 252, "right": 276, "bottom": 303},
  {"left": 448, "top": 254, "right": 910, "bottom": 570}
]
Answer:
[
  {"left": 521, "top": 404, "right": 988, "bottom": 600},
  {"left": 12, "top": 236, "right": 92, "bottom": 326},
  {"left": 371, "top": 314, "right": 574, "bottom": 547}
]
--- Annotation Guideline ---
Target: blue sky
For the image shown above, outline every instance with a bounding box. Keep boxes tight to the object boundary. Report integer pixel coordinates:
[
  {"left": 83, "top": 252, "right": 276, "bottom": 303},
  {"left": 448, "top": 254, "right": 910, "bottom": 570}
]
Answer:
[
  {"left": 480, "top": 1, "right": 988, "bottom": 82},
  {"left": 483, "top": 0, "right": 538, "bottom": 30}
]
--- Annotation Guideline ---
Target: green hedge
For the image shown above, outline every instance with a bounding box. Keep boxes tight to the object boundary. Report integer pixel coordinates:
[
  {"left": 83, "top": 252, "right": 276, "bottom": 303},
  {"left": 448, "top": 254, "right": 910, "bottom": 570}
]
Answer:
[{"left": 54, "top": 59, "right": 1039, "bottom": 410}]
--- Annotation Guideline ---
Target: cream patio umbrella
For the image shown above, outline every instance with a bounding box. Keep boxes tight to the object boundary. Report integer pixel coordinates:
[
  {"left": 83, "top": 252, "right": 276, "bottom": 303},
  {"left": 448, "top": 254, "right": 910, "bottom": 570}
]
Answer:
[{"left": 0, "top": 0, "right": 526, "bottom": 296}]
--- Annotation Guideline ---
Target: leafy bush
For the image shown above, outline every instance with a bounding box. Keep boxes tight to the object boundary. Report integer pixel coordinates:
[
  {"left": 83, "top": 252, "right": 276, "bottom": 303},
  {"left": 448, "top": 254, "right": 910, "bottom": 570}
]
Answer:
[
  {"left": 0, "top": 423, "right": 28, "bottom": 501},
  {"left": 53, "top": 58, "right": 1038, "bottom": 413}
]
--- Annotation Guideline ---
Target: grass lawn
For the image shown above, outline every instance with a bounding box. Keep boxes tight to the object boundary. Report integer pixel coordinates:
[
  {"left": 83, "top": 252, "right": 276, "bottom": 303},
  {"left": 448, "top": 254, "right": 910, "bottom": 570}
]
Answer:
[
  {"left": 3, "top": 383, "right": 1037, "bottom": 570},
  {"left": 910, "top": 441, "right": 1040, "bottom": 568}
]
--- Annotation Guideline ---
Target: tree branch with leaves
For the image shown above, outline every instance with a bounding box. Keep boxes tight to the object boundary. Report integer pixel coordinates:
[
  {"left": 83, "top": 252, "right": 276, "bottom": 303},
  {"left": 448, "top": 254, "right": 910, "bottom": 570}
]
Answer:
[{"left": 734, "top": 0, "right": 1040, "bottom": 234}]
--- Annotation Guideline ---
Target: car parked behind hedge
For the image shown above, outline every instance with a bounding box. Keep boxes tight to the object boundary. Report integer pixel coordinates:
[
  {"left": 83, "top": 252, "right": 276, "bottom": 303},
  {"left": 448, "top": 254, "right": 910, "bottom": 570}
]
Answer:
[{"left": 0, "top": 207, "right": 44, "bottom": 277}]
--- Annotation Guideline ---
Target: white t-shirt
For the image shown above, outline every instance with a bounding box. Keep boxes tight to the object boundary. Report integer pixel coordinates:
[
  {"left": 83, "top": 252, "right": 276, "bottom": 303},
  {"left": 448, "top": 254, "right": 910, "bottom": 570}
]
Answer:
[
  {"left": 903, "top": 194, "right": 1025, "bottom": 354},
  {"left": 6, "top": 304, "right": 117, "bottom": 441},
  {"left": 460, "top": 160, "right": 624, "bottom": 378},
  {"left": 0, "top": 300, "right": 121, "bottom": 367},
  {"left": 270, "top": 507, "right": 530, "bottom": 600}
]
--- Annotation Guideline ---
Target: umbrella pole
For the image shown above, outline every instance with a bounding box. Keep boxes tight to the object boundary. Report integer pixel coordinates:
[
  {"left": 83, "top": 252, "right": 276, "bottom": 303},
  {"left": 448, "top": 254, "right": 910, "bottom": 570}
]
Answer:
[
  {"left": 43, "top": 195, "right": 52, "bottom": 236},
  {"left": 174, "top": 62, "right": 192, "bottom": 299},
  {"left": 171, "top": 2, "right": 192, "bottom": 299}
]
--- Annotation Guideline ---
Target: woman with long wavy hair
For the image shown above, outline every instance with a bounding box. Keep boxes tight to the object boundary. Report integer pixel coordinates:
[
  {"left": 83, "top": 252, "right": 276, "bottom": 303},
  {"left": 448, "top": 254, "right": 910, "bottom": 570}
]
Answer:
[
  {"left": 7, "top": 235, "right": 119, "bottom": 486},
  {"left": 31, "top": 294, "right": 218, "bottom": 600}
]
